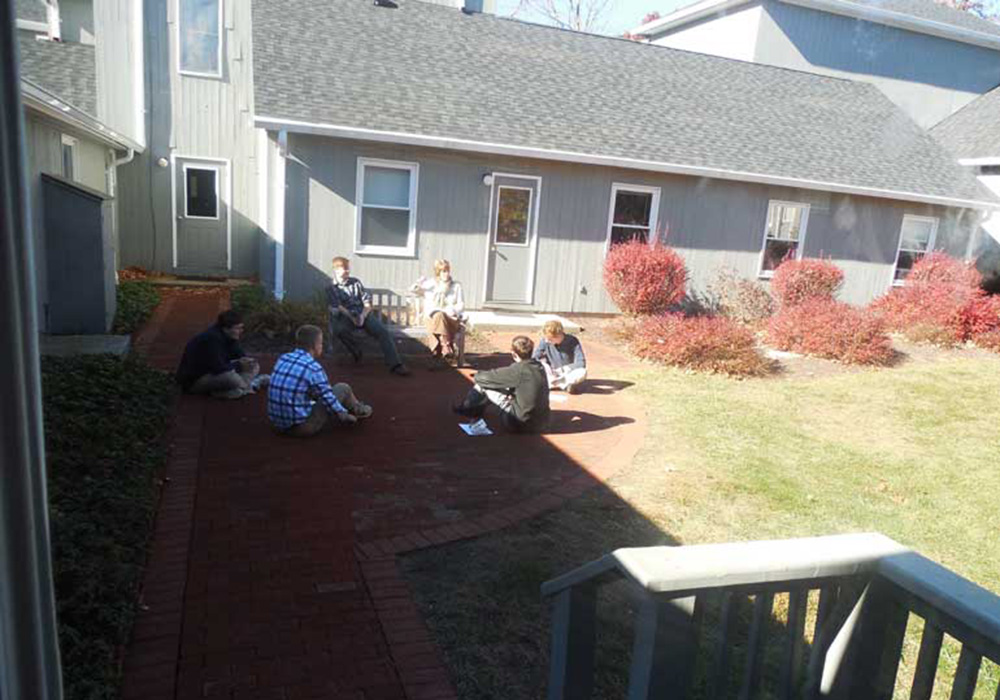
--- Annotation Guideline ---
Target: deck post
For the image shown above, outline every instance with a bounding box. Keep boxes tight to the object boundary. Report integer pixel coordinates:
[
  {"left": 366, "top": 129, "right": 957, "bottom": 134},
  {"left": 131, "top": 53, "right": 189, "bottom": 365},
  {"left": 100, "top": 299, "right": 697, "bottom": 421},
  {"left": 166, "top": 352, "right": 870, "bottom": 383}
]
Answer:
[
  {"left": 626, "top": 593, "right": 699, "bottom": 700},
  {"left": 547, "top": 583, "right": 598, "bottom": 700}
]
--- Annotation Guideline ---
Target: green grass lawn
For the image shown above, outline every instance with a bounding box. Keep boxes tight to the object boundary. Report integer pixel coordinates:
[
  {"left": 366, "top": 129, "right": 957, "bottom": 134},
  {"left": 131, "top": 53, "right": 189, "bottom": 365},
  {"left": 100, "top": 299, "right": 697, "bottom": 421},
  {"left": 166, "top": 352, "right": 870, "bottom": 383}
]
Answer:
[{"left": 402, "top": 348, "right": 1000, "bottom": 699}]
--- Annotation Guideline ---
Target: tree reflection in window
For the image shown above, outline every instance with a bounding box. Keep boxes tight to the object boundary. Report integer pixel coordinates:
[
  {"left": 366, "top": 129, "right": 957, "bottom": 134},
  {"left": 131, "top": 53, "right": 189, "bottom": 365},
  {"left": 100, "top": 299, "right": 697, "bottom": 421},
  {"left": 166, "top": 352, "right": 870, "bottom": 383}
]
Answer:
[{"left": 496, "top": 187, "right": 531, "bottom": 244}]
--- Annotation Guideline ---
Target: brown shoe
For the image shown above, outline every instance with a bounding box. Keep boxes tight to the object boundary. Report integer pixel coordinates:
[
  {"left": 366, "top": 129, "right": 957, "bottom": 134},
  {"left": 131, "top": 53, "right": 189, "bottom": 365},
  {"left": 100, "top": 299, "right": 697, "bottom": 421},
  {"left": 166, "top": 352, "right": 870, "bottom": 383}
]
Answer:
[{"left": 390, "top": 364, "right": 411, "bottom": 377}]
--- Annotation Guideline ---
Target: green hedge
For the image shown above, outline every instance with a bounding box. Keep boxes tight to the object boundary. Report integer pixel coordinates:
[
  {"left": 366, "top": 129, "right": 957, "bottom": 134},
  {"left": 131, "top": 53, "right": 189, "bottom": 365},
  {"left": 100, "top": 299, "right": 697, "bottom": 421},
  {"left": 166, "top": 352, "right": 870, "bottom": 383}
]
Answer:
[
  {"left": 231, "top": 284, "right": 326, "bottom": 340},
  {"left": 42, "top": 355, "right": 173, "bottom": 700},
  {"left": 112, "top": 280, "right": 161, "bottom": 334}
]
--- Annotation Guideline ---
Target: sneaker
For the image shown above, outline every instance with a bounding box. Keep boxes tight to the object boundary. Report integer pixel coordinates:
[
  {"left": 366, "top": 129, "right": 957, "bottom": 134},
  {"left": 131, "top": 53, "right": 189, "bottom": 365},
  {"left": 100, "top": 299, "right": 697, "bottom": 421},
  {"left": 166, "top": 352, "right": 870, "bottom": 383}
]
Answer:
[
  {"left": 567, "top": 383, "right": 581, "bottom": 395},
  {"left": 390, "top": 364, "right": 411, "bottom": 377},
  {"left": 250, "top": 374, "right": 271, "bottom": 391},
  {"left": 354, "top": 403, "right": 374, "bottom": 419}
]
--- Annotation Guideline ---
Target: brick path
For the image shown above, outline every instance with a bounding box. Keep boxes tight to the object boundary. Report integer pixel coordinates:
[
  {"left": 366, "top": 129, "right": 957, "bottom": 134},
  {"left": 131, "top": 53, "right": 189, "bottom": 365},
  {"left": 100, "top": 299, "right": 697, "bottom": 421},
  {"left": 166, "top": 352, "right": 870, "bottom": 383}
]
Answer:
[{"left": 122, "top": 289, "right": 645, "bottom": 700}]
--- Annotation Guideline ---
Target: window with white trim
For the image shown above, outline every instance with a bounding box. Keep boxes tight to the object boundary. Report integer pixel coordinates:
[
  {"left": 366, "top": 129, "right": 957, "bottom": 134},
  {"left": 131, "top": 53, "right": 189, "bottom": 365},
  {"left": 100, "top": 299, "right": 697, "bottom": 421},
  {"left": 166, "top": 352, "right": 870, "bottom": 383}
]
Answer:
[
  {"left": 355, "top": 158, "right": 419, "bottom": 256},
  {"left": 60, "top": 134, "right": 77, "bottom": 181},
  {"left": 606, "top": 183, "right": 660, "bottom": 248},
  {"left": 184, "top": 165, "right": 219, "bottom": 218},
  {"left": 179, "top": 0, "right": 221, "bottom": 76},
  {"left": 759, "top": 200, "right": 810, "bottom": 276},
  {"left": 893, "top": 215, "right": 938, "bottom": 284}
]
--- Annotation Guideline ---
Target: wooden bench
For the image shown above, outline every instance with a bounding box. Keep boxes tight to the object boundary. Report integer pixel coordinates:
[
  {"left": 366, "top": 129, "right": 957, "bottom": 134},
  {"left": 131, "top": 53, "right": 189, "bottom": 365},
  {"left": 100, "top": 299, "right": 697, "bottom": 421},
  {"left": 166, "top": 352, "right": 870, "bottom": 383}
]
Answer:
[{"left": 328, "top": 288, "right": 468, "bottom": 367}]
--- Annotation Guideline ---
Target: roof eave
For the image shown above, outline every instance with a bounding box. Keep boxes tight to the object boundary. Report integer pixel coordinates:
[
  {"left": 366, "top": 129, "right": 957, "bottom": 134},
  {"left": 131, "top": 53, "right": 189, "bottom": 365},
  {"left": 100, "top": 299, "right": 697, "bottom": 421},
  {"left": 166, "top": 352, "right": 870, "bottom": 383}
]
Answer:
[
  {"left": 21, "top": 79, "right": 143, "bottom": 153},
  {"left": 255, "top": 115, "right": 1000, "bottom": 211},
  {"left": 633, "top": 0, "right": 1000, "bottom": 50}
]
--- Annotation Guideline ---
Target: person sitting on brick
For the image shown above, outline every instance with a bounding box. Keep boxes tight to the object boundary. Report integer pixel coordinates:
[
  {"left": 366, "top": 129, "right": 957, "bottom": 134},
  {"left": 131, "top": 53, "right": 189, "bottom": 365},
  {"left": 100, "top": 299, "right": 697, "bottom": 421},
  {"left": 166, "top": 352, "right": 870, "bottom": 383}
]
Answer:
[
  {"left": 326, "top": 256, "right": 410, "bottom": 376},
  {"left": 453, "top": 335, "right": 550, "bottom": 433},
  {"left": 267, "top": 324, "right": 373, "bottom": 437},
  {"left": 533, "top": 320, "right": 587, "bottom": 394},
  {"left": 176, "top": 309, "right": 264, "bottom": 399}
]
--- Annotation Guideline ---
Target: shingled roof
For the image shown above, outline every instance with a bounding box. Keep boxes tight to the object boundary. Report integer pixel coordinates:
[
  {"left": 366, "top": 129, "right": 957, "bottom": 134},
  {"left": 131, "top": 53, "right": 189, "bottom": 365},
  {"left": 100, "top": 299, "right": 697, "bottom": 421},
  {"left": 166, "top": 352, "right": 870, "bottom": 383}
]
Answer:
[
  {"left": 830, "top": 0, "right": 1000, "bottom": 38},
  {"left": 18, "top": 31, "right": 97, "bottom": 116},
  {"left": 932, "top": 84, "right": 1000, "bottom": 160},
  {"left": 253, "top": 0, "right": 995, "bottom": 208}
]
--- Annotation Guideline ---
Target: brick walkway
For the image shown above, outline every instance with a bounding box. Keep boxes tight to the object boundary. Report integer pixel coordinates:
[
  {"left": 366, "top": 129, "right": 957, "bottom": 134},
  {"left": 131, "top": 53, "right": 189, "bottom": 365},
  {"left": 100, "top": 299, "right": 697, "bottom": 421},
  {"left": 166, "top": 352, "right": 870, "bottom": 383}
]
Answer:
[{"left": 122, "top": 289, "right": 645, "bottom": 700}]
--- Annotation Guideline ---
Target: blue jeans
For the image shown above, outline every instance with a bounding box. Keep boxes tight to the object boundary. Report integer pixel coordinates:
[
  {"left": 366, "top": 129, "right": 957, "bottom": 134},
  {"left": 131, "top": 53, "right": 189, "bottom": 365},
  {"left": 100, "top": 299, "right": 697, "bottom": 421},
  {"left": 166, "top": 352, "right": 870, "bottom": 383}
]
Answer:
[{"left": 329, "top": 312, "right": 402, "bottom": 368}]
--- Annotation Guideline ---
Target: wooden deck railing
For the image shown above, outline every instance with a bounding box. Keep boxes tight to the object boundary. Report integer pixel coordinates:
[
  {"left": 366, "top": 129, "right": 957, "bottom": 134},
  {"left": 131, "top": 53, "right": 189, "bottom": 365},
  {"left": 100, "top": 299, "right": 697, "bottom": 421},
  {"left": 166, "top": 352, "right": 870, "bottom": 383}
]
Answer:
[{"left": 541, "top": 533, "right": 1000, "bottom": 700}]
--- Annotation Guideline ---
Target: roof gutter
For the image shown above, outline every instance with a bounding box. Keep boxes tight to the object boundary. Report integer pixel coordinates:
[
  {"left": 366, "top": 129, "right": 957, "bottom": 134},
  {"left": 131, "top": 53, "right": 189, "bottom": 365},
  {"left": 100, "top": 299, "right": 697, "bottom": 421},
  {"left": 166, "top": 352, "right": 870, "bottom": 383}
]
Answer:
[
  {"left": 633, "top": 0, "right": 1000, "bottom": 50},
  {"left": 20, "top": 79, "right": 144, "bottom": 153},
  {"left": 255, "top": 115, "right": 1000, "bottom": 211}
]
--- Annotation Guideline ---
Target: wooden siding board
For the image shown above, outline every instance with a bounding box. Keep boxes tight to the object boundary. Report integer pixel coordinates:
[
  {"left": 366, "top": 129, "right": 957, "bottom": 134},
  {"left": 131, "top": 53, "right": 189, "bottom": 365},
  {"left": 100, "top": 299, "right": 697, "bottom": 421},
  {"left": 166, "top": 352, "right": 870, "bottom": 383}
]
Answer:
[
  {"left": 756, "top": 0, "right": 1000, "bottom": 128},
  {"left": 280, "top": 136, "right": 979, "bottom": 311},
  {"left": 95, "top": 0, "right": 142, "bottom": 144}
]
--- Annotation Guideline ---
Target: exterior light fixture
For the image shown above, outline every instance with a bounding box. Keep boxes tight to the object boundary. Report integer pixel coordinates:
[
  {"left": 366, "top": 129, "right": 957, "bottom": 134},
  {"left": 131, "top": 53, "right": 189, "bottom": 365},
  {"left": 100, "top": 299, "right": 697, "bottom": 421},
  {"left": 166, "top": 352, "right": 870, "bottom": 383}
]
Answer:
[
  {"left": 482, "top": 174, "right": 493, "bottom": 187},
  {"left": 157, "top": 157, "right": 169, "bottom": 168}
]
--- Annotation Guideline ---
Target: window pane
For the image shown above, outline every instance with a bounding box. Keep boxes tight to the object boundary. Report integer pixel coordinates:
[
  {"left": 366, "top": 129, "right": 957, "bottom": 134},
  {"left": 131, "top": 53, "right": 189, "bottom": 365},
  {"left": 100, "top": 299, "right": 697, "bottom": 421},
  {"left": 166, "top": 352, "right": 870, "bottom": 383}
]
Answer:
[
  {"left": 900, "top": 218, "right": 934, "bottom": 251},
  {"left": 767, "top": 204, "right": 803, "bottom": 241},
  {"left": 186, "top": 168, "right": 218, "bottom": 217},
  {"left": 179, "top": 0, "right": 219, "bottom": 74},
  {"left": 363, "top": 166, "right": 411, "bottom": 208},
  {"left": 360, "top": 207, "right": 410, "bottom": 248},
  {"left": 62, "top": 143, "right": 74, "bottom": 180},
  {"left": 610, "top": 226, "right": 648, "bottom": 246},
  {"left": 762, "top": 239, "right": 798, "bottom": 272},
  {"left": 496, "top": 188, "right": 531, "bottom": 244},
  {"left": 613, "top": 191, "right": 652, "bottom": 227},
  {"left": 895, "top": 250, "right": 924, "bottom": 281}
]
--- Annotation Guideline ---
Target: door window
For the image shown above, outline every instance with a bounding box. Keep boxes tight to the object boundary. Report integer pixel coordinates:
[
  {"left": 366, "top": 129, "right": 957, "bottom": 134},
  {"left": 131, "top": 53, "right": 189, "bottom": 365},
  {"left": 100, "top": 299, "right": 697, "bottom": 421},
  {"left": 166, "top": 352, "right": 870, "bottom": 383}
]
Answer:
[
  {"left": 495, "top": 187, "right": 532, "bottom": 245},
  {"left": 185, "top": 167, "right": 219, "bottom": 218}
]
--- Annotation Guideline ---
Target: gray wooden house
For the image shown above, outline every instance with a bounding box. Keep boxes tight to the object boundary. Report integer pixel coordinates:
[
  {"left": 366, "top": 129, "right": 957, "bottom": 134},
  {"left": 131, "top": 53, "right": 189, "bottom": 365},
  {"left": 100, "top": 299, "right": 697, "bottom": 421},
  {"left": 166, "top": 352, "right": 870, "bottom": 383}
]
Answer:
[{"left": 116, "top": 0, "right": 998, "bottom": 313}]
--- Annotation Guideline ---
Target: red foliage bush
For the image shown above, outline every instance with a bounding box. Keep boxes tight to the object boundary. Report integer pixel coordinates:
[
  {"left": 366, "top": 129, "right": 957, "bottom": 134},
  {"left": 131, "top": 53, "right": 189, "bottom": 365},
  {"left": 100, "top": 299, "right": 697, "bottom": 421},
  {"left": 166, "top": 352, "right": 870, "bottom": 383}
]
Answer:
[
  {"left": 770, "top": 258, "right": 845, "bottom": 308},
  {"left": 767, "top": 298, "right": 895, "bottom": 365},
  {"left": 631, "top": 313, "right": 771, "bottom": 377},
  {"left": 954, "top": 294, "right": 1000, "bottom": 342},
  {"left": 603, "top": 241, "right": 688, "bottom": 315},
  {"left": 870, "top": 253, "right": 984, "bottom": 347}
]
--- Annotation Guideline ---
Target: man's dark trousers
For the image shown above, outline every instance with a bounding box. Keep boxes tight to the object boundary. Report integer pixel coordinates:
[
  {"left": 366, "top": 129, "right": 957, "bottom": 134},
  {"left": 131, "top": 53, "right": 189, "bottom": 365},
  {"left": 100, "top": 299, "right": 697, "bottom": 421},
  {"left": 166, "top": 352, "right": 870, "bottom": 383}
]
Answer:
[{"left": 329, "top": 312, "right": 402, "bottom": 368}]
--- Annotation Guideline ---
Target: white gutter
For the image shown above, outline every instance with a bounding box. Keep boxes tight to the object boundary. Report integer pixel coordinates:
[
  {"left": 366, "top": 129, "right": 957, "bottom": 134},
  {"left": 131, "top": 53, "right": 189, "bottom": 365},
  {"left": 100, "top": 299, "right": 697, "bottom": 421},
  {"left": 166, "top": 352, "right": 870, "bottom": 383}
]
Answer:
[
  {"left": 255, "top": 115, "right": 1000, "bottom": 211},
  {"left": 959, "top": 157, "right": 1000, "bottom": 167},
  {"left": 20, "top": 79, "right": 144, "bottom": 152},
  {"left": 632, "top": 0, "right": 1000, "bottom": 50}
]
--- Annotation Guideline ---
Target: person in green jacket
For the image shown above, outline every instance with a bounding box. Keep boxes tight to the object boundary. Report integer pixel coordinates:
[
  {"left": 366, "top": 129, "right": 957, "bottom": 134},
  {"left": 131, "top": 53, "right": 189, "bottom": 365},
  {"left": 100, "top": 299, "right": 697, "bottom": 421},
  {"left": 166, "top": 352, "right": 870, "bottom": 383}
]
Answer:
[{"left": 453, "top": 335, "right": 550, "bottom": 433}]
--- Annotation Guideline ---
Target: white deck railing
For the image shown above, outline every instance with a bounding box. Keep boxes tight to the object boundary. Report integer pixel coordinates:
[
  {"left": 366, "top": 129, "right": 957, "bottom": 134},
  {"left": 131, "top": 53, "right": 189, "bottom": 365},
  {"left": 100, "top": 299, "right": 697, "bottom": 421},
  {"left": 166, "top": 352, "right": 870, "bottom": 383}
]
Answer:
[{"left": 542, "top": 533, "right": 1000, "bottom": 700}]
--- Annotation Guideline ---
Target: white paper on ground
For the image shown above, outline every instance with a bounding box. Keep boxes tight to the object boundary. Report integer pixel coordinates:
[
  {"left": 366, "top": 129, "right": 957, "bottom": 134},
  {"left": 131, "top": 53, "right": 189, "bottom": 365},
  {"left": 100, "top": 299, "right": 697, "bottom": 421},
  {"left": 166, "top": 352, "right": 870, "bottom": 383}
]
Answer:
[
  {"left": 459, "top": 418, "right": 493, "bottom": 436},
  {"left": 550, "top": 394, "right": 569, "bottom": 403}
]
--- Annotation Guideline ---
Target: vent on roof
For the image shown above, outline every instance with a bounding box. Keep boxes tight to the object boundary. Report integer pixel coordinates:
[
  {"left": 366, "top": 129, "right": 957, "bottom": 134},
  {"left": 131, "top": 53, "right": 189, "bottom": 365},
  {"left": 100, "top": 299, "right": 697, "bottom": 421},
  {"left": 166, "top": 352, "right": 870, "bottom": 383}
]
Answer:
[{"left": 373, "top": 0, "right": 398, "bottom": 8}]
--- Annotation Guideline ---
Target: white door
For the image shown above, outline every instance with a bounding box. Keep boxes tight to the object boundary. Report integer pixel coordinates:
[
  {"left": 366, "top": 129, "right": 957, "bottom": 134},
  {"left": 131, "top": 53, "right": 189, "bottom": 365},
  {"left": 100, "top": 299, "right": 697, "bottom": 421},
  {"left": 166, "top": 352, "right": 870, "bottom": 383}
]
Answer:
[
  {"left": 175, "top": 158, "right": 228, "bottom": 274},
  {"left": 485, "top": 174, "right": 539, "bottom": 304}
]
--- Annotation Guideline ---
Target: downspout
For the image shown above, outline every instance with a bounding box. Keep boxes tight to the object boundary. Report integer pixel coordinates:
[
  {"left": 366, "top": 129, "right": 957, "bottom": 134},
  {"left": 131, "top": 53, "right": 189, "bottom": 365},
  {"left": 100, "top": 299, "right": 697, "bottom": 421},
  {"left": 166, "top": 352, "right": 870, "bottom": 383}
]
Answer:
[
  {"left": 107, "top": 148, "right": 134, "bottom": 279},
  {"left": 274, "top": 130, "right": 287, "bottom": 300},
  {"left": 44, "top": 0, "right": 60, "bottom": 41}
]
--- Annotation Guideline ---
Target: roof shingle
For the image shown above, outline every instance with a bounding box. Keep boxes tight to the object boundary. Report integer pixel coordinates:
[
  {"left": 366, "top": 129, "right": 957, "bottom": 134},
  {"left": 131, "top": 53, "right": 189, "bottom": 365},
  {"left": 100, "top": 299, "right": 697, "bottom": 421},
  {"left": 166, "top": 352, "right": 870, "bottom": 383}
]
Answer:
[
  {"left": 253, "top": 0, "right": 991, "bottom": 205},
  {"left": 18, "top": 31, "right": 97, "bottom": 116},
  {"left": 932, "top": 84, "right": 1000, "bottom": 159}
]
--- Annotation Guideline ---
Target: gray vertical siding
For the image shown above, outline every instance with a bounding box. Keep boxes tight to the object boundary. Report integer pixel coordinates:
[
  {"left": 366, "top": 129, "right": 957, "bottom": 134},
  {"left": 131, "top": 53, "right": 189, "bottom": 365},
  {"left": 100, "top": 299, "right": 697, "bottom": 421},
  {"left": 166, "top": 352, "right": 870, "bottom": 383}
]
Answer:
[
  {"left": 118, "top": 0, "right": 260, "bottom": 277},
  {"left": 755, "top": 0, "right": 1000, "bottom": 129},
  {"left": 94, "top": 0, "right": 143, "bottom": 145},
  {"left": 23, "top": 113, "right": 112, "bottom": 330},
  {"left": 279, "top": 135, "right": 981, "bottom": 312}
]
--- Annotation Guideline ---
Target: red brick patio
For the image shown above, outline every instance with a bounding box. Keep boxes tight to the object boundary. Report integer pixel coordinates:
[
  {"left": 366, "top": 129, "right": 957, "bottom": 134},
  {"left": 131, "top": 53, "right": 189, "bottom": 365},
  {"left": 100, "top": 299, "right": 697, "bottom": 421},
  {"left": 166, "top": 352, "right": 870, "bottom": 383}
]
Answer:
[{"left": 121, "top": 289, "right": 645, "bottom": 700}]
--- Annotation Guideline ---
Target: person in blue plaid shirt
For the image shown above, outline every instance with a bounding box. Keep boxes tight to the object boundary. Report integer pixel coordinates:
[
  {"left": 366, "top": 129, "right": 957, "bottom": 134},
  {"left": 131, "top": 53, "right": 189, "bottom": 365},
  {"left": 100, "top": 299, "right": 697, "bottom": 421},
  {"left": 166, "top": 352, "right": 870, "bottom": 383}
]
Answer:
[{"left": 268, "top": 325, "right": 373, "bottom": 437}]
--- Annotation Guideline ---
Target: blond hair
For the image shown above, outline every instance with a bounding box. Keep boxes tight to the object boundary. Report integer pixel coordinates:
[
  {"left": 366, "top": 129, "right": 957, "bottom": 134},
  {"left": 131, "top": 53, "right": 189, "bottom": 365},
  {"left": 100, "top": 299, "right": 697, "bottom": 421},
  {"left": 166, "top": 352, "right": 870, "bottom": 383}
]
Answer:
[
  {"left": 542, "top": 320, "right": 565, "bottom": 339},
  {"left": 433, "top": 259, "right": 451, "bottom": 276},
  {"left": 331, "top": 256, "right": 350, "bottom": 269}
]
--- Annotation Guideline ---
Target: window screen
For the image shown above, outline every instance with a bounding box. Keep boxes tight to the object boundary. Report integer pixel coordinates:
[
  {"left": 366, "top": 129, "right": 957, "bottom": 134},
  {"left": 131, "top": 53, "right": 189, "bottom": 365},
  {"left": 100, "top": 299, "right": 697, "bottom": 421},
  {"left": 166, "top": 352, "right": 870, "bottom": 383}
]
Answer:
[
  {"left": 186, "top": 167, "right": 218, "bottom": 218},
  {"left": 358, "top": 161, "right": 415, "bottom": 252},
  {"left": 179, "top": 0, "right": 220, "bottom": 75},
  {"left": 894, "top": 216, "right": 937, "bottom": 282},
  {"left": 761, "top": 202, "right": 808, "bottom": 274},
  {"left": 609, "top": 189, "right": 654, "bottom": 246}
]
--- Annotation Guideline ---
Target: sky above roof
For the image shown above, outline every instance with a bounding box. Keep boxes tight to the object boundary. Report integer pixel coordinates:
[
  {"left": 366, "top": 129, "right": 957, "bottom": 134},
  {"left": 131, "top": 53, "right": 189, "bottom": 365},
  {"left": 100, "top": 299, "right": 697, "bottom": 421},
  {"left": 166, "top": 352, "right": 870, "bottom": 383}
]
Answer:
[{"left": 494, "top": 0, "right": 690, "bottom": 36}]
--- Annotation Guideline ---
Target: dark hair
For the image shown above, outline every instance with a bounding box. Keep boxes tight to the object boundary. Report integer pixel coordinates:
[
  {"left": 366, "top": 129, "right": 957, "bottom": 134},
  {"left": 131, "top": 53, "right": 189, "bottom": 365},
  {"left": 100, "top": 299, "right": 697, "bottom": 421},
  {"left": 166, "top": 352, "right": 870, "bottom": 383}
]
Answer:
[
  {"left": 295, "top": 324, "right": 324, "bottom": 350},
  {"left": 511, "top": 335, "right": 534, "bottom": 360},
  {"left": 217, "top": 309, "right": 243, "bottom": 329}
]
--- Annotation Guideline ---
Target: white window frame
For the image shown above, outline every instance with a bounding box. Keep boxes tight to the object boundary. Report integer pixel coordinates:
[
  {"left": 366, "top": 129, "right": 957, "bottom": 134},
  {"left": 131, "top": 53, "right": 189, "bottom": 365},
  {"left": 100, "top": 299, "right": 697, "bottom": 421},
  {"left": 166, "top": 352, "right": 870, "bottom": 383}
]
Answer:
[
  {"left": 182, "top": 162, "right": 221, "bottom": 220},
  {"left": 758, "top": 199, "right": 811, "bottom": 278},
  {"left": 176, "top": 0, "right": 224, "bottom": 79},
  {"left": 892, "top": 214, "right": 938, "bottom": 286},
  {"left": 60, "top": 134, "right": 78, "bottom": 181},
  {"left": 605, "top": 182, "right": 661, "bottom": 253},
  {"left": 354, "top": 157, "right": 419, "bottom": 258},
  {"left": 493, "top": 186, "right": 534, "bottom": 249}
]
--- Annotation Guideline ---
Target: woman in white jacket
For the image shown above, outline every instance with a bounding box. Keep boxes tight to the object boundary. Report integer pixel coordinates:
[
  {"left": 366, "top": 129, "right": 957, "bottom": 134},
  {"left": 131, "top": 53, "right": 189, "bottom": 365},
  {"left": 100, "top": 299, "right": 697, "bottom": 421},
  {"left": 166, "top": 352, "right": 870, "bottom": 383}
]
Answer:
[{"left": 412, "top": 259, "right": 464, "bottom": 360}]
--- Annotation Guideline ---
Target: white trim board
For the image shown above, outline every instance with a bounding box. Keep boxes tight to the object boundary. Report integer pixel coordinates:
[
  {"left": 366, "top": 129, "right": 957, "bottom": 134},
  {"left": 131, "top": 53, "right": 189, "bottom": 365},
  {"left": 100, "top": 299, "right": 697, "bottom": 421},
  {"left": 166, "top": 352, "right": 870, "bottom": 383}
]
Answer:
[
  {"left": 757, "top": 199, "right": 811, "bottom": 278},
  {"left": 891, "top": 214, "right": 939, "bottom": 287},
  {"left": 254, "top": 116, "right": 1000, "bottom": 211},
  {"left": 605, "top": 182, "right": 662, "bottom": 254},
  {"left": 632, "top": 0, "right": 1000, "bottom": 50},
  {"left": 170, "top": 154, "right": 233, "bottom": 270},
  {"left": 354, "top": 157, "right": 420, "bottom": 258},
  {"left": 959, "top": 157, "right": 1000, "bottom": 167}
]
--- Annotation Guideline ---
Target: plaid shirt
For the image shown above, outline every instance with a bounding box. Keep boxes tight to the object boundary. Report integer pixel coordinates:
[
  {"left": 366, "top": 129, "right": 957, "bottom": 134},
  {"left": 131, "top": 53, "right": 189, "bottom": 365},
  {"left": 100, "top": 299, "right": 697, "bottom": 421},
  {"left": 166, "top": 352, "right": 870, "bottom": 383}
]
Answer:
[
  {"left": 267, "top": 349, "right": 346, "bottom": 430},
  {"left": 326, "top": 277, "right": 371, "bottom": 316}
]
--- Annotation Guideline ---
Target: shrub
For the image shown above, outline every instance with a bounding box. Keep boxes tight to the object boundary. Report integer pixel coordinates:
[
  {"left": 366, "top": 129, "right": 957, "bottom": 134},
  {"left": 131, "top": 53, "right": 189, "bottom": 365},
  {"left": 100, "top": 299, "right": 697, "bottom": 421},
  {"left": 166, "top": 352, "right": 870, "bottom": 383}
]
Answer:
[
  {"left": 973, "top": 329, "right": 1000, "bottom": 353},
  {"left": 769, "top": 258, "right": 844, "bottom": 308},
  {"left": 706, "top": 268, "right": 775, "bottom": 326},
  {"left": 232, "top": 285, "right": 326, "bottom": 340},
  {"left": 630, "top": 313, "right": 772, "bottom": 377},
  {"left": 871, "top": 253, "right": 983, "bottom": 347},
  {"left": 230, "top": 283, "right": 272, "bottom": 315},
  {"left": 767, "top": 298, "right": 895, "bottom": 365},
  {"left": 954, "top": 294, "right": 1000, "bottom": 341},
  {"left": 603, "top": 241, "right": 688, "bottom": 315},
  {"left": 112, "top": 280, "right": 161, "bottom": 334}
]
